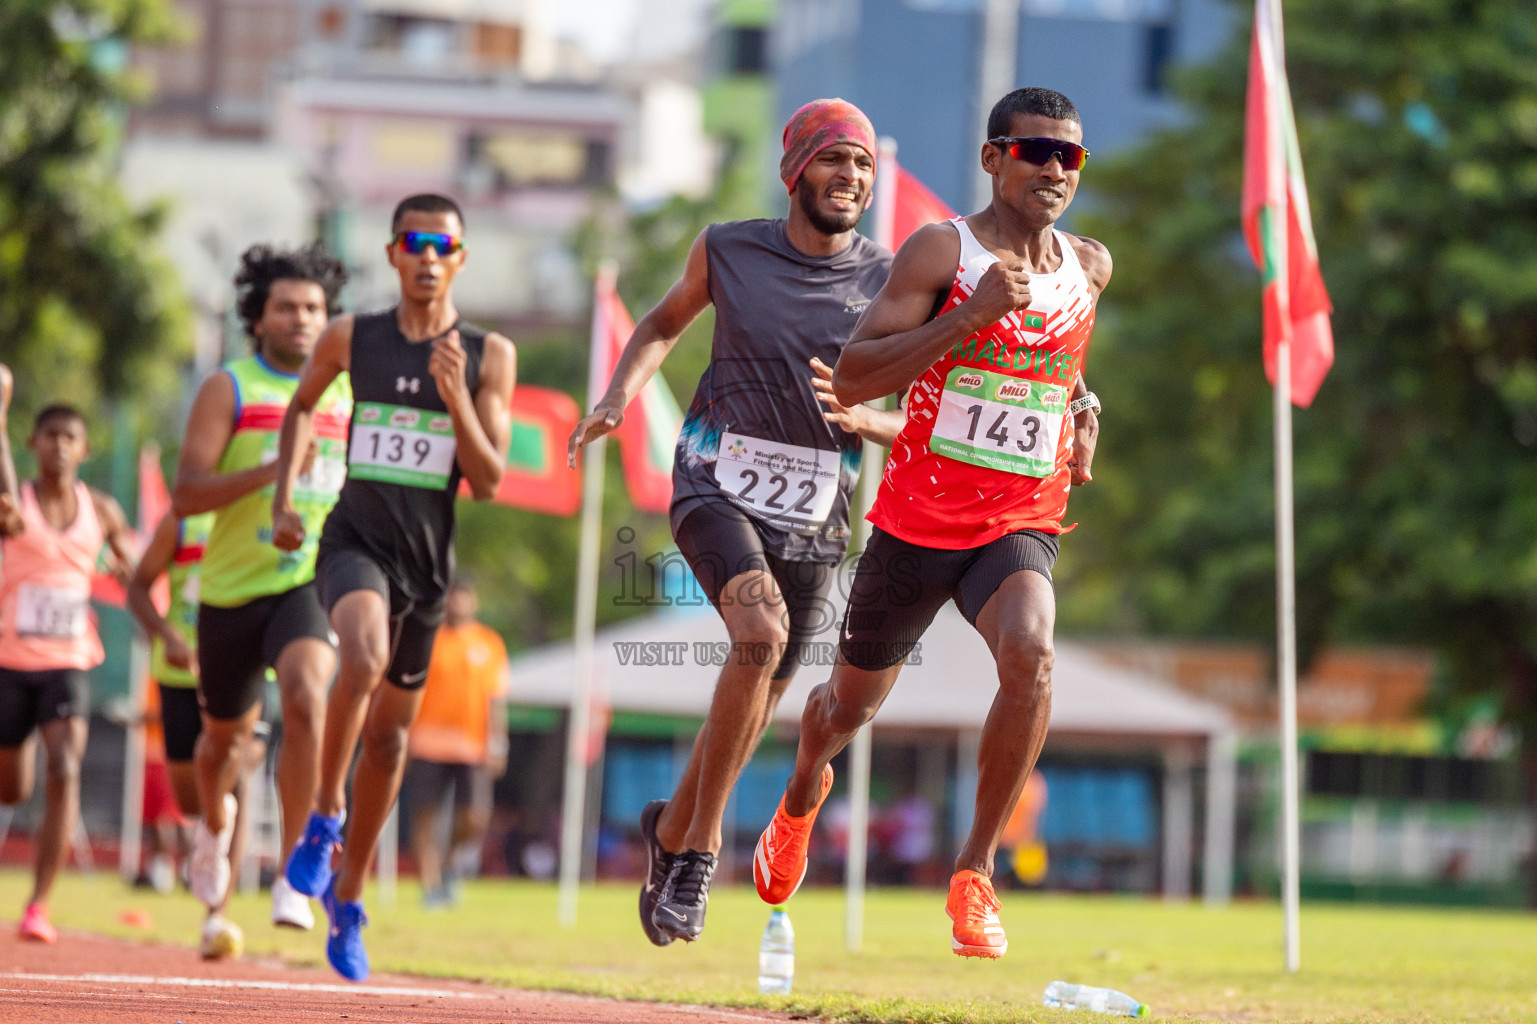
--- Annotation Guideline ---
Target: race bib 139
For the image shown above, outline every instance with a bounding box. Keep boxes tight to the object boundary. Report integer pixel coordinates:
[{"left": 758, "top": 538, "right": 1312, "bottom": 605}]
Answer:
[{"left": 348, "top": 402, "right": 458, "bottom": 489}]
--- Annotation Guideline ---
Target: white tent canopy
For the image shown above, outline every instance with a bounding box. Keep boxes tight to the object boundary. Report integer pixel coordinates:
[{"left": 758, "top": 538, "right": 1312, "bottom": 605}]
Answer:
[{"left": 508, "top": 604, "right": 1238, "bottom": 905}]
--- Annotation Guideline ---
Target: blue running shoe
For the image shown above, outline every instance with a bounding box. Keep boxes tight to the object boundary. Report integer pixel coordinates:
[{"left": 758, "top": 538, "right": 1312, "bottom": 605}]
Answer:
[
  {"left": 323, "top": 880, "right": 370, "bottom": 982},
  {"left": 286, "top": 810, "right": 343, "bottom": 897}
]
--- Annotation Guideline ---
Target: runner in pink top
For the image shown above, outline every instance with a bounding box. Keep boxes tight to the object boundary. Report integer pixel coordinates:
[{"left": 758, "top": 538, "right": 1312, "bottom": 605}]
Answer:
[{"left": 0, "top": 395, "right": 135, "bottom": 944}]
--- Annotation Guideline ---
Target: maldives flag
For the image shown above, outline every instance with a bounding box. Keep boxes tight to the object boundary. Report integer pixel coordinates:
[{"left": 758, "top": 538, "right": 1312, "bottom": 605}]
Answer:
[
  {"left": 591, "top": 268, "right": 682, "bottom": 514},
  {"left": 483, "top": 385, "right": 583, "bottom": 516},
  {"left": 872, "top": 142, "right": 958, "bottom": 252},
  {"left": 1241, "top": 0, "right": 1334, "bottom": 407},
  {"left": 92, "top": 446, "right": 172, "bottom": 609}
]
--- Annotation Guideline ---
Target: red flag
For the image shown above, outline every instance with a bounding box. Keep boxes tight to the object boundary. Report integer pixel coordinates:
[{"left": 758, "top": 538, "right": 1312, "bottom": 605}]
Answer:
[
  {"left": 591, "top": 269, "right": 681, "bottom": 514},
  {"left": 92, "top": 446, "right": 170, "bottom": 609},
  {"left": 469, "top": 385, "right": 583, "bottom": 516},
  {"left": 1241, "top": 0, "right": 1334, "bottom": 407},
  {"left": 873, "top": 141, "right": 959, "bottom": 252}
]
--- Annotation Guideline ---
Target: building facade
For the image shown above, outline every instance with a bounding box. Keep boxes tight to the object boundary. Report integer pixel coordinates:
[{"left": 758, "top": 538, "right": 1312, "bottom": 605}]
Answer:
[{"left": 772, "top": 0, "right": 1234, "bottom": 213}]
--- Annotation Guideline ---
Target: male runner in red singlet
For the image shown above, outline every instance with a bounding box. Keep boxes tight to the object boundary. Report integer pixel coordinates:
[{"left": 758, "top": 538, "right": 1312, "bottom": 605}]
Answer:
[
  {"left": 754, "top": 87, "right": 1108, "bottom": 960},
  {"left": 0, "top": 399, "right": 137, "bottom": 943}
]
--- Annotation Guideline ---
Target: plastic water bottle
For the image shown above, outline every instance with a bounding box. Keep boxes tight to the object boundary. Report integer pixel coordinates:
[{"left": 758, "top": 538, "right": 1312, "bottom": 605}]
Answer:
[
  {"left": 1043, "top": 980, "right": 1149, "bottom": 1017},
  {"left": 757, "top": 907, "right": 794, "bottom": 995}
]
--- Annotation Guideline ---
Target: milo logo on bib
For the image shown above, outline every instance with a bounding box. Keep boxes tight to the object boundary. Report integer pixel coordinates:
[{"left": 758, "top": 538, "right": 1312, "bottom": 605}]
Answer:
[
  {"left": 390, "top": 408, "right": 420, "bottom": 429},
  {"left": 359, "top": 406, "right": 382, "bottom": 423},
  {"left": 994, "top": 381, "right": 1032, "bottom": 404},
  {"left": 955, "top": 372, "right": 985, "bottom": 391}
]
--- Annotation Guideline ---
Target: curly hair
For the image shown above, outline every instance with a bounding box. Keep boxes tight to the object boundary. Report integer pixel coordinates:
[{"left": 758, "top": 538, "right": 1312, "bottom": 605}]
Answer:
[{"left": 233, "top": 242, "right": 349, "bottom": 343}]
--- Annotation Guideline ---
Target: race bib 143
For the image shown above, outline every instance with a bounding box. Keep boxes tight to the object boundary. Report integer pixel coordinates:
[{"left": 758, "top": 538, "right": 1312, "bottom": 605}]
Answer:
[
  {"left": 928, "top": 367, "right": 1068, "bottom": 477},
  {"left": 348, "top": 402, "right": 457, "bottom": 489}
]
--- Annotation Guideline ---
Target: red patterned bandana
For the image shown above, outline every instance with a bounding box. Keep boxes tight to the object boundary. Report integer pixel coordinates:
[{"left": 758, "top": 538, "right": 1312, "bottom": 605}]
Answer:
[{"left": 779, "top": 98, "right": 878, "bottom": 199}]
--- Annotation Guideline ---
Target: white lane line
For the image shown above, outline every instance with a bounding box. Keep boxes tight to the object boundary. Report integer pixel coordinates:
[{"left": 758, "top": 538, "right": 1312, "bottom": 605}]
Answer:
[{"left": 0, "top": 971, "right": 502, "bottom": 1000}]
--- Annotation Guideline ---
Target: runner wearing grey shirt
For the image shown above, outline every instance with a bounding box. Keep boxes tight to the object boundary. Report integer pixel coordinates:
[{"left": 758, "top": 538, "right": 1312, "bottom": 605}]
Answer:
[{"left": 568, "top": 99, "right": 902, "bottom": 945}]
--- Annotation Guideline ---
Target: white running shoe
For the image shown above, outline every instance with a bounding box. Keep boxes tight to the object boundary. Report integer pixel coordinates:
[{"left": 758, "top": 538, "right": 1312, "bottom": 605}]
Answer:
[
  {"left": 270, "top": 874, "right": 315, "bottom": 930},
  {"left": 199, "top": 913, "right": 244, "bottom": 960},
  {"left": 189, "top": 793, "right": 236, "bottom": 908},
  {"left": 147, "top": 853, "right": 176, "bottom": 895}
]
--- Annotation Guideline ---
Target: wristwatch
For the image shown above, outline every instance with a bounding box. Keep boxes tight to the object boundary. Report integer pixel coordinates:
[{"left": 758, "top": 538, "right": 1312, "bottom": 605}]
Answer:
[{"left": 1068, "top": 391, "right": 1101, "bottom": 416}]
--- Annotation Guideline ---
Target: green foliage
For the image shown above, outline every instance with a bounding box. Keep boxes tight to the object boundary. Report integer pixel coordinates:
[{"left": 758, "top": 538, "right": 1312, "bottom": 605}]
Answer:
[
  {"left": 1062, "top": 0, "right": 1537, "bottom": 729},
  {"left": 0, "top": 0, "right": 192, "bottom": 455}
]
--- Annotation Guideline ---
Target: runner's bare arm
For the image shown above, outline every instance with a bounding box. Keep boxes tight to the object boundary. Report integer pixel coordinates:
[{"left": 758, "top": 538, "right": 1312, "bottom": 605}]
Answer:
[
  {"left": 809, "top": 358, "right": 906, "bottom": 446},
  {"left": 126, "top": 512, "right": 192, "bottom": 669},
  {"left": 0, "top": 363, "right": 19, "bottom": 536},
  {"left": 272, "top": 316, "right": 353, "bottom": 552},
  {"left": 1065, "top": 235, "right": 1110, "bottom": 486},
  {"left": 432, "top": 330, "right": 515, "bottom": 501},
  {"left": 172, "top": 370, "right": 279, "bottom": 516},
  {"left": 835, "top": 222, "right": 1034, "bottom": 406},
  {"left": 1068, "top": 234, "right": 1113, "bottom": 300},
  {"left": 567, "top": 229, "right": 713, "bottom": 467},
  {"left": 92, "top": 487, "right": 137, "bottom": 585}
]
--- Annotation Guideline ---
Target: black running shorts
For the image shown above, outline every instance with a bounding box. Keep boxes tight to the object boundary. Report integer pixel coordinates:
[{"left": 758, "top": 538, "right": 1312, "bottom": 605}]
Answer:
[
  {"left": 0, "top": 667, "right": 89, "bottom": 747},
  {"left": 198, "top": 583, "right": 333, "bottom": 721},
  {"left": 838, "top": 526, "right": 1060, "bottom": 671},
  {"left": 157, "top": 683, "right": 202, "bottom": 762},
  {"left": 316, "top": 547, "right": 444, "bottom": 690},
  {"left": 674, "top": 500, "right": 837, "bottom": 681}
]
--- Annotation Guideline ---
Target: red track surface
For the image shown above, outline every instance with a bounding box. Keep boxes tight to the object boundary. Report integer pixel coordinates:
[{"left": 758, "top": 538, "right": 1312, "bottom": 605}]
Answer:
[{"left": 0, "top": 928, "right": 788, "bottom": 1024}]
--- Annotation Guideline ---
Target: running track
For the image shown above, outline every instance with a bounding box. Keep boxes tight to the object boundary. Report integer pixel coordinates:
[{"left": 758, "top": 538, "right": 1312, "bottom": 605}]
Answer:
[{"left": 0, "top": 929, "right": 788, "bottom": 1023}]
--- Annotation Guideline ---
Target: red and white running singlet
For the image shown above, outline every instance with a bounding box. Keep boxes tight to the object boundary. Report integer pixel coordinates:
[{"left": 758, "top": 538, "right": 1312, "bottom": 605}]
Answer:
[
  {"left": 868, "top": 218, "right": 1096, "bottom": 550},
  {"left": 0, "top": 481, "right": 106, "bottom": 671}
]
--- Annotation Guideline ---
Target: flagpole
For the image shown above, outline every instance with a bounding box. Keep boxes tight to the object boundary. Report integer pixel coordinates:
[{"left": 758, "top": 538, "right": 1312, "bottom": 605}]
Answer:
[
  {"left": 837, "top": 141, "right": 903, "bottom": 954},
  {"left": 837, "top": 140, "right": 907, "bottom": 953},
  {"left": 1275, "top": 337, "right": 1301, "bottom": 973},
  {"left": 1258, "top": 0, "right": 1302, "bottom": 976},
  {"left": 558, "top": 263, "right": 615, "bottom": 928}
]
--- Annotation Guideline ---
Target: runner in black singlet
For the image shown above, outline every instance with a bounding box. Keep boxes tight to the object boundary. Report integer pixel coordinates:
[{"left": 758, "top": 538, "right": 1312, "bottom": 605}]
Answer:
[{"left": 271, "top": 194, "right": 516, "bottom": 982}]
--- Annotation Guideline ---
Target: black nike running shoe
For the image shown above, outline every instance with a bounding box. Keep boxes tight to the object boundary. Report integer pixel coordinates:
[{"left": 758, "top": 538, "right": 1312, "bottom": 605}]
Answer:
[
  {"left": 638, "top": 799, "right": 676, "bottom": 947},
  {"left": 651, "top": 849, "right": 718, "bottom": 943}
]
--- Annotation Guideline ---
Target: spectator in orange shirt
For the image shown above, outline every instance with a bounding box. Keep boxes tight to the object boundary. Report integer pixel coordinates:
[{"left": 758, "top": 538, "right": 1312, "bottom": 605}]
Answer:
[{"left": 403, "top": 578, "right": 509, "bottom": 906}]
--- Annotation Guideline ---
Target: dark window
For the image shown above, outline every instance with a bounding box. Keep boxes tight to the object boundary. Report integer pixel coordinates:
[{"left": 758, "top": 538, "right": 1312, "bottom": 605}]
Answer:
[
  {"left": 724, "top": 25, "right": 768, "bottom": 76},
  {"left": 584, "top": 139, "right": 612, "bottom": 187},
  {"left": 1306, "top": 751, "right": 1509, "bottom": 804},
  {"left": 1142, "top": 22, "right": 1175, "bottom": 95}
]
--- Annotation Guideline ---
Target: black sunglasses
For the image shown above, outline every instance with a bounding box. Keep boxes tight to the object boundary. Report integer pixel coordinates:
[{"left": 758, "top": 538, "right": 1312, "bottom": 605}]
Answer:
[{"left": 989, "top": 136, "right": 1090, "bottom": 171}]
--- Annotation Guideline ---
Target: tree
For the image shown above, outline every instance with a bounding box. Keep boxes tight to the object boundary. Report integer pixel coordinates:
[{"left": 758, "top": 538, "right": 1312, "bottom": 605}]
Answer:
[
  {"left": 1063, "top": 0, "right": 1537, "bottom": 750},
  {"left": 0, "top": 0, "right": 191, "bottom": 447}
]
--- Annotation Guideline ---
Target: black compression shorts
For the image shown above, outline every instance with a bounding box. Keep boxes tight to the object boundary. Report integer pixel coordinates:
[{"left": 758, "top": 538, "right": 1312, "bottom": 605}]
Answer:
[
  {"left": 198, "top": 583, "right": 333, "bottom": 721},
  {"left": 157, "top": 684, "right": 202, "bottom": 762},
  {"left": 316, "top": 547, "right": 444, "bottom": 689},
  {"left": 0, "top": 667, "right": 89, "bottom": 747},
  {"left": 674, "top": 500, "right": 837, "bottom": 681},
  {"left": 838, "top": 527, "right": 1059, "bottom": 671}
]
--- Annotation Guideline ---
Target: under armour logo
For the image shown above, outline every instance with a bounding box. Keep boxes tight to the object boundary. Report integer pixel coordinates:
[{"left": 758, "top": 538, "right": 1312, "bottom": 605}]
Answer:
[{"left": 396, "top": 377, "right": 421, "bottom": 394}]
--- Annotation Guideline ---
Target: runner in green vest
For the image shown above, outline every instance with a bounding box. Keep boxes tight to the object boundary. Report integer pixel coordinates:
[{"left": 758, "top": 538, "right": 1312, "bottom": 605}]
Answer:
[
  {"left": 128, "top": 508, "right": 267, "bottom": 959},
  {"left": 170, "top": 243, "right": 351, "bottom": 932}
]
